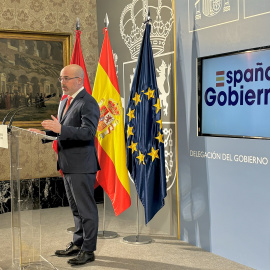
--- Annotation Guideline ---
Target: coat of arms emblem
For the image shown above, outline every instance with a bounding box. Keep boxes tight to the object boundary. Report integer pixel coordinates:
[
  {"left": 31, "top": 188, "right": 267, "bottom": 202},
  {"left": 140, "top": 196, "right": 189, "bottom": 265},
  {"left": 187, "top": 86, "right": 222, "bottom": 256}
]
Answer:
[{"left": 98, "top": 98, "right": 121, "bottom": 139}]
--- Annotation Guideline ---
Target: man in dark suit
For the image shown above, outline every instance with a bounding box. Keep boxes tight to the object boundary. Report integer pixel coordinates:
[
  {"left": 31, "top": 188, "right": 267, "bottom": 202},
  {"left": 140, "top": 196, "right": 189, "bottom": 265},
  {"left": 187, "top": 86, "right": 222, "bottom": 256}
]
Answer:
[{"left": 29, "top": 64, "right": 100, "bottom": 265}]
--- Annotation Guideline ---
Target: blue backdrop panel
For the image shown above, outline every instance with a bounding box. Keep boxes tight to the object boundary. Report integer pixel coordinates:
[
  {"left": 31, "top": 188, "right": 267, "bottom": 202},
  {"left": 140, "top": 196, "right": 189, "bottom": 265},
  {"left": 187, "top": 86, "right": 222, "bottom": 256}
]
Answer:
[{"left": 175, "top": 1, "right": 270, "bottom": 269}]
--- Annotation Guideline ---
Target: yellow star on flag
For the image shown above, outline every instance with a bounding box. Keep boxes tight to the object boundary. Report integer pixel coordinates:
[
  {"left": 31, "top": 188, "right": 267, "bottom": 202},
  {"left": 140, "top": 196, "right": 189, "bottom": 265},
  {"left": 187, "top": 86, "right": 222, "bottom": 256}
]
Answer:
[
  {"left": 153, "top": 98, "right": 161, "bottom": 113},
  {"left": 127, "top": 125, "right": 134, "bottom": 138},
  {"left": 133, "top": 92, "right": 141, "bottom": 106},
  {"left": 128, "top": 141, "right": 138, "bottom": 154},
  {"left": 127, "top": 108, "right": 135, "bottom": 122},
  {"left": 156, "top": 119, "right": 163, "bottom": 129},
  {"left": 148, "top": 147, "right": 159, "bottom": 162},
  {"left": 136, "top": 151, "right": 145, "bottom": 165},
  {"left": 144, "top": 87, "right": 155, "bottom": 100},
  {"left": 155, "top": 132, "right": 164, "bottom": 143}
]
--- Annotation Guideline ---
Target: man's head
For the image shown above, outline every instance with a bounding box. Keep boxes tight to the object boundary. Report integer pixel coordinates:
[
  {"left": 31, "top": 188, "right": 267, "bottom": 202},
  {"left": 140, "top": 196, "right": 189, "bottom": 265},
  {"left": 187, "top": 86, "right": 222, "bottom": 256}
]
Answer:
[{"left": 59, "top": 64, "right": 84, "bottom": 96}]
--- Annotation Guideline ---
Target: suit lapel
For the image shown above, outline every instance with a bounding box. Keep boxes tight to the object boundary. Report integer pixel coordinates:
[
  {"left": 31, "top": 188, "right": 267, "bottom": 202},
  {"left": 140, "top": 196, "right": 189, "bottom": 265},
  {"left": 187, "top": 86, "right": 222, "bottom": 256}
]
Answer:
[
  {"left": 60, "top": 89, "right": 87, "bottom": 123},
  {"left": 59, "top": 98, "right": 67, "bottom": 121}
]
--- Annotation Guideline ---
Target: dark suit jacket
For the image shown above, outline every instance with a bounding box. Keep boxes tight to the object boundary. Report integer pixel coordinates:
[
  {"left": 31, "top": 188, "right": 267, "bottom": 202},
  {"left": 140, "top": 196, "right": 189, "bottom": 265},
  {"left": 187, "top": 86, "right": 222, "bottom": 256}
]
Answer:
[{"left": 46, "top": 89, "right": 100, "bottom": 174}]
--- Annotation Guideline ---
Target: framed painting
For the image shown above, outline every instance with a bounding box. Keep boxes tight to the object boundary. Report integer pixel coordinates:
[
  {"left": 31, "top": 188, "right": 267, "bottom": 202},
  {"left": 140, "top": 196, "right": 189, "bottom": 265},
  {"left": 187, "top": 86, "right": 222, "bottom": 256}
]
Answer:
[{"left": 0, "top": 30, "right": 71, "bottom": 129}]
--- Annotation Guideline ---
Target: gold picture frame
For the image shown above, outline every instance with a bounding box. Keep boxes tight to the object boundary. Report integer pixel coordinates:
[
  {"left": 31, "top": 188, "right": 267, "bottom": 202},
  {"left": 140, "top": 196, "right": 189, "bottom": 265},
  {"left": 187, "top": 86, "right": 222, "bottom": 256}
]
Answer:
[{"left": 0, "top": 30, "right": 71, "bottom": 128}]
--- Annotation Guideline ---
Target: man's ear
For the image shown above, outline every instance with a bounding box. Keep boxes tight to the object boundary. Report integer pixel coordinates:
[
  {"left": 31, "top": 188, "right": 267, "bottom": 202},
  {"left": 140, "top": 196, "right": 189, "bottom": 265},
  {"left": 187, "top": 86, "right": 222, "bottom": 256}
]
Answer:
[{"left": 78, "top": 77, "right": 84, "bottom": 84}]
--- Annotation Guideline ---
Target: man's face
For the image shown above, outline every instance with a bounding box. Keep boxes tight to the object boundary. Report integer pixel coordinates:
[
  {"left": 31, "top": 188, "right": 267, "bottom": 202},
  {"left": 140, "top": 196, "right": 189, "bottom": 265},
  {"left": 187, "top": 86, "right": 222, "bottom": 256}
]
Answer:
[{"left": 60, "top": 67, "right": 81, "bottom": 96}]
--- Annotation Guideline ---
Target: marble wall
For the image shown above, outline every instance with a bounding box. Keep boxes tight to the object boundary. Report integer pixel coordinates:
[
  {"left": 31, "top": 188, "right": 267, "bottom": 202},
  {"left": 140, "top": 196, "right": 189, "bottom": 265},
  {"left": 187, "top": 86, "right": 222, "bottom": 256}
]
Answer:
[{"left": 0, "top": 177, "right": 69, "bottom": 214}]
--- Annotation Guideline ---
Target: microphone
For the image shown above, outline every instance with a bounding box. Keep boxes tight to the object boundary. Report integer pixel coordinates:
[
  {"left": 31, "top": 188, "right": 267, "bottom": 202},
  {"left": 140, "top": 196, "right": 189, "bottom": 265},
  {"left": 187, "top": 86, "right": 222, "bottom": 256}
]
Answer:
[
  {"left": 2, "top": 110, "right": 14, "bottom": 126},
  {"left": 2, "top": 93, "right": 56, "bottom": 125},
  {"left": 43, "top": 93, "right": 56, "bottom": 99},
  {"left": 6, "top": 93, "right": 56, "bottom": 131}
]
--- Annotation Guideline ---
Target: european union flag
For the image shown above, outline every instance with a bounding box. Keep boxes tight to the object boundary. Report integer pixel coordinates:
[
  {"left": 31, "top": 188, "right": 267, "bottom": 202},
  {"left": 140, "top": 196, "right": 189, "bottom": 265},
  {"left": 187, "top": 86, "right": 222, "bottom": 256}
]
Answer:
[{"left": 125, "top": 23, "right": 167, "bottom": 224}]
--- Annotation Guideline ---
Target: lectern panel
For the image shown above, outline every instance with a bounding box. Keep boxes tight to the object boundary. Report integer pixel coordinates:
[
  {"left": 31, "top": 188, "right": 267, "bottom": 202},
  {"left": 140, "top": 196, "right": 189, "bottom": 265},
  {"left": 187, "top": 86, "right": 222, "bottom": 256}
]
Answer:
[{"left": 9, "top": 127, "right": 55, "bottom": 269}]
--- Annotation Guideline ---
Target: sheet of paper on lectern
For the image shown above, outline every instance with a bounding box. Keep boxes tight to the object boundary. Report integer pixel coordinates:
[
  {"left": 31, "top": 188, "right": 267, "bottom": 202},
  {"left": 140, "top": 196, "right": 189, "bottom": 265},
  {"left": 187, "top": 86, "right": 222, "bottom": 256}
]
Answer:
[{"left": 0, "top": 125, "right": 8, "bottom": 149}]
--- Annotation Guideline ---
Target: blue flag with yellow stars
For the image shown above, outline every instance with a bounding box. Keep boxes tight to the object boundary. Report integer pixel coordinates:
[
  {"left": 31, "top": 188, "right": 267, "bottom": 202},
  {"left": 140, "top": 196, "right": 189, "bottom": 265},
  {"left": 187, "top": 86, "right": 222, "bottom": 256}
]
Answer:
[{"left": 125, "top": 22, "right": 167, "bottom": 224}]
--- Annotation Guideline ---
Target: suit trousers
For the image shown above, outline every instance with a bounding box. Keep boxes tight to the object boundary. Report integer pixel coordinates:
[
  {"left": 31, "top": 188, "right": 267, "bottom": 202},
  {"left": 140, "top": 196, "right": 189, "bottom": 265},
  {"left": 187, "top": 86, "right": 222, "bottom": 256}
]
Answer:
[{"left": 63, "top": 173, "right": 98, "bottom": 252}]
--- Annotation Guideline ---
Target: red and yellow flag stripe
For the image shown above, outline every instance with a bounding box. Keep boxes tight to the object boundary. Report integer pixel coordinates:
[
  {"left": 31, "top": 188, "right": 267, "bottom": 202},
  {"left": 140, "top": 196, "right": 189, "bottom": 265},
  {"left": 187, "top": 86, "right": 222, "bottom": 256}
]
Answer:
[{"left": 92, "top": 28, "right": 131, "bottom": 215}]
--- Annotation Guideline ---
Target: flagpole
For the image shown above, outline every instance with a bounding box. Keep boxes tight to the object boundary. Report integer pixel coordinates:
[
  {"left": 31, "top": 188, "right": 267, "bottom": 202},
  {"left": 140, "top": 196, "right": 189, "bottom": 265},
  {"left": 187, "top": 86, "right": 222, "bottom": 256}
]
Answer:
[
  {"left": 97, "top": 14, "right": 119, "bottom": 239},
  {"left": 123, "top": 194, "right": 152, "bottom": 244},
  {"left": 122, "top": 7, "right": 154, "bottom": 245},
  {"left": 136, "top": 194, "right": 139, "bottom": 236},
  {"left": 97, "top": 189, "right": 118, "bottom": 239}
]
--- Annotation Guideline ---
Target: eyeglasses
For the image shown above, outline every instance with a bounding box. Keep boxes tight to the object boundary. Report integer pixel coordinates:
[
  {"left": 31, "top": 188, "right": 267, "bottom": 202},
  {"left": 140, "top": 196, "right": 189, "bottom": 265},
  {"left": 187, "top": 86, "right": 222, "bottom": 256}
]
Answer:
[{"left": 58, "top": 77, "right": 79, "bottom": 82}]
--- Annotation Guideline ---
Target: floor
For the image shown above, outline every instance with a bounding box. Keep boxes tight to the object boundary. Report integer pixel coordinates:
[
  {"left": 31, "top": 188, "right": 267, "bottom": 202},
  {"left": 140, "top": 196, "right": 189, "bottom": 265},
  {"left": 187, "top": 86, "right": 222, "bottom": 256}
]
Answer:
[{"left": 0, "top": 206, "right": 254, "bottom": 270}]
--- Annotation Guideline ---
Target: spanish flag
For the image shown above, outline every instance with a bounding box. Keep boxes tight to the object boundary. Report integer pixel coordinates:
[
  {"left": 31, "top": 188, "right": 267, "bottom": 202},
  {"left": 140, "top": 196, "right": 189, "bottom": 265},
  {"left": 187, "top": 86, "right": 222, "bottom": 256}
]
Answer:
[
  {"left": 92, "top": 28, "right": 131, "bottom": 215},
  {"left": 71, "top": 29, "right": 92, "bottom": 94}
]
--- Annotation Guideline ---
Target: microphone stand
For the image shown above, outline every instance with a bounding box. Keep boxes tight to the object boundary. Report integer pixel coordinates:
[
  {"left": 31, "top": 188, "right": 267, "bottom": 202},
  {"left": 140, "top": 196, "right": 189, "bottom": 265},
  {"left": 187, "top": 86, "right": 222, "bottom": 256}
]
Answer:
[{"left": 2, "top": 110, "right": 15, "bottom": 126}]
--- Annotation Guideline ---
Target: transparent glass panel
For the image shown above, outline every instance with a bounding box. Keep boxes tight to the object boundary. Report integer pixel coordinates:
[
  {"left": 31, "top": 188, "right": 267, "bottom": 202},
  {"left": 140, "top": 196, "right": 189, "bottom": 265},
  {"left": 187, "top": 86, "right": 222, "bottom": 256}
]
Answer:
[{"left": 9, "top": 127, "right": 56, "bottom": 270}]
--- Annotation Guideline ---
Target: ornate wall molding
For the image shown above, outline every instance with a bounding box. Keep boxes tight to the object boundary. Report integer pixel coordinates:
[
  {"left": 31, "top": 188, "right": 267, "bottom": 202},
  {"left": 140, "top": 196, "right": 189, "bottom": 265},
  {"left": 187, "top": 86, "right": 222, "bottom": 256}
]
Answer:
[{"left": 0, "top": 0, "right": 99, "bottom": 181}]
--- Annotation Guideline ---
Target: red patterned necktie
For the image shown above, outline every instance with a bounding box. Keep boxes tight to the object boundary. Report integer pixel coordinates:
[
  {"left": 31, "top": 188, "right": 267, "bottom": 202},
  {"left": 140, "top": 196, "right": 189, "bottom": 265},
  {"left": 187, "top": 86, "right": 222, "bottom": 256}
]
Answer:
[{"left": 63, "top": 96, "right": 72, "bottom": 116}]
